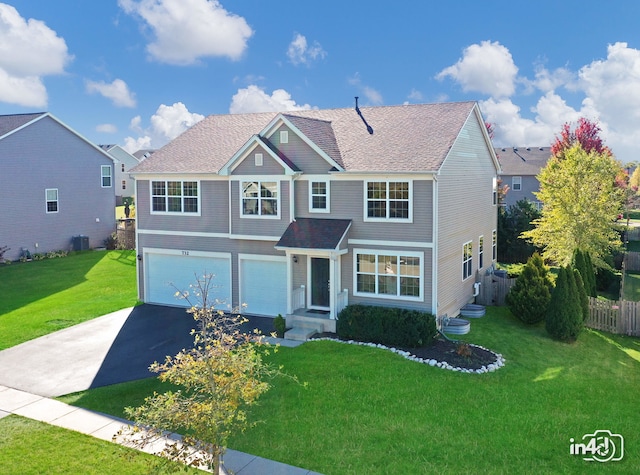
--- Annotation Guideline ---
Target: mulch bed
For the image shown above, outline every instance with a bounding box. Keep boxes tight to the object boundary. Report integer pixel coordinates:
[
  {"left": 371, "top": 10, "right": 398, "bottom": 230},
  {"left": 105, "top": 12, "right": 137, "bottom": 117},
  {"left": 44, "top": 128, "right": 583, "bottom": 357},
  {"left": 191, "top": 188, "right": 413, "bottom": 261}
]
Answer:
[{"left": 311, "top": 333, "right": 499, "bottom": 371}]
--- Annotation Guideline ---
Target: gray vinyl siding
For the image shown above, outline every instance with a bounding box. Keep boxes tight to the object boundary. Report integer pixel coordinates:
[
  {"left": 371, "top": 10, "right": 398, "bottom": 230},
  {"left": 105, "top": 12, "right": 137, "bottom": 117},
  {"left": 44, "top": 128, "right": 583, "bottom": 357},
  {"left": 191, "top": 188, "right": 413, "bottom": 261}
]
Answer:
[
  {"left": 136, "top": 179, "right": 229, "bottom": 234},
  {"left": 269, "top": 125, "right": 335, "bottom": 174},
  {"left": 501, "top": 174, "right": 541, "bottom": 208},
  {"left": 294, "top": 179, "right": 433, "bottom": 242},
  {"left": 231, "top": 144, "right": 285, "bottom": 175},
  {"left": 0, "top": 116, "right": 115, "bottom": 261},
  {"left": 436, "top": 112, "right": 498, "bottom": 318}
]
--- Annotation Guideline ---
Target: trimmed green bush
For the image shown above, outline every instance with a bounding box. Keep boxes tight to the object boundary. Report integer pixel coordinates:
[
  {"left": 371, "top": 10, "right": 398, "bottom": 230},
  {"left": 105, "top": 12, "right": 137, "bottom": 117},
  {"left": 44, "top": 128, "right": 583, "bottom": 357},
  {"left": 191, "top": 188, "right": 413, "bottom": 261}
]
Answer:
[
  {"left": 274, "top": 314, "right": 286, "bottom": 338},
  {"left": 505, "top": 253, "right": 552, "bottom": 324},
  {"left": 336, "top": 304, "right": 436, "bottom": 348}
]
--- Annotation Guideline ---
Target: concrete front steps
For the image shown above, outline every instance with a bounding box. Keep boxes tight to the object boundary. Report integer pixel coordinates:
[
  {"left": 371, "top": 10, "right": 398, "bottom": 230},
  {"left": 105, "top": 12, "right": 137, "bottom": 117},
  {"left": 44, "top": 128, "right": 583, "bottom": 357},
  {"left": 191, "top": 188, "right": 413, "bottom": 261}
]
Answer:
[{"left": 284, "top": 314, "right": 335, "bottom": 341}]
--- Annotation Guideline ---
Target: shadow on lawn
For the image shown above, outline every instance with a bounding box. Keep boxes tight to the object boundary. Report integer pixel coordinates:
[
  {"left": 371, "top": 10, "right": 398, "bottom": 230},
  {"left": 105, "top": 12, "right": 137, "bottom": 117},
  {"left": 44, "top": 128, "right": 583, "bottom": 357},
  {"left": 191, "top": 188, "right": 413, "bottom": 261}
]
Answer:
[
  {"left": 0, "top": 250, "right": 136, "bottom": 316},
  {"left": 588, "top": 328, "right": 640, "bottom": 364}
]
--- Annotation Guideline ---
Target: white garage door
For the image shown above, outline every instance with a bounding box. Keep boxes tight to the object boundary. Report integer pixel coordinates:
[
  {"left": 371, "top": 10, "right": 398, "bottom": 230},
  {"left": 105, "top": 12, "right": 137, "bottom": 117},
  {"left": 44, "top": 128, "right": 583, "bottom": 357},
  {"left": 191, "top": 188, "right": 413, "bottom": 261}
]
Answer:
[
  {"left": 145, "top": 250, "right": 231, "bottom": 308},
  {"left": 239, "top": 256, "right": 287, "bottom": 317}
]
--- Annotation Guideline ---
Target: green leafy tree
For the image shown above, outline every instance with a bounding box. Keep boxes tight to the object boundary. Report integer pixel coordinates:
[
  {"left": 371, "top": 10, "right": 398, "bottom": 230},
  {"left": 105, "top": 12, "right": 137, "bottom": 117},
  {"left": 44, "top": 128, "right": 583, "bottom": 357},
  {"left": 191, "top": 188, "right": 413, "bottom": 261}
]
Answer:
[
  {"left": 498, "top": 199, "right": 541, "bottom": 263},
  {"left": 546, "top": 266, "right": 583, "bottom": 342},
  {"left": 121, "top": 274, "right": 293, "bottom": 473},
  {"left": 505, "top": 253, "right": 552, "bottom": 324},
  {"left": 522, "top": 144, "right": 624, "bottom": 267}
]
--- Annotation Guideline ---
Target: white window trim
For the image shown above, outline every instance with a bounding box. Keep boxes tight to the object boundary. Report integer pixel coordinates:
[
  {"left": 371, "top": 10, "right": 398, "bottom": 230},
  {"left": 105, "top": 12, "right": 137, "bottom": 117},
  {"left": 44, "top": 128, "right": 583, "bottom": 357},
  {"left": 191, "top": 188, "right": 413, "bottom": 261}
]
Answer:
[
  {"left": 492, "top": 176, "right": 498, "bottom": 206},
  {"left": 255, "top": 153, "right": 263, "bottom": 167},
  {"left": 353, "top": 248, "right": 424, "bottom": 302},
  {"left": 309, "top": 179, "right": 330, "bottom": 213},
  {"left": 478, "top": 235, "right": 484, "bottom": 270},
  {"left": 512, "top": 176, "right": 522, "bottom": 191},
  {"left": 463, "top": 241, "right": 473, "bottom": 280},
  {"left": 363, "top": 180, "right": 413, "bottom": 223},
  {"left": 280, "top": 130, "right": 289, "bottom": 144},
  {"left": 240, "top": 180, "right": 281, "bottom": 219},
  {"left": 45, "top": 188, "right": 59, "bottom": 214},
  {"left": 101, "top": 165, "right": 112, "bottom": 188},
  {"left": 149, "top": 180, "right": 201, "bottom": 216}
]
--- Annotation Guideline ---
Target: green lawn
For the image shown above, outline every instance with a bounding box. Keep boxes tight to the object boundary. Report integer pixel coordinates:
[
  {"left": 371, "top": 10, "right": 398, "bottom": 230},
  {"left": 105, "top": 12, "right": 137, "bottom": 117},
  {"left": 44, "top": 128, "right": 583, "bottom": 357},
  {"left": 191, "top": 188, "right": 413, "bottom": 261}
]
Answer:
[
  {"left": 59, "top": 306, "right": 640, "bottom": 474},
  {"left": 0, "top": 416, "right": 201, "bottom": 474},
  {"left": 0, "top": 250, "right": 138, "bottom": 350}
]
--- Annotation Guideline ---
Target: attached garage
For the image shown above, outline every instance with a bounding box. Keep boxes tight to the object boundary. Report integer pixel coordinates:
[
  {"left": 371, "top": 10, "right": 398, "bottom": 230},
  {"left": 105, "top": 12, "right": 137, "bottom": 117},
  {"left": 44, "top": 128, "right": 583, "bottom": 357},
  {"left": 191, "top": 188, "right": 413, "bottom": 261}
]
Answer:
[
  {"left": 144, "top": 249, "right": 231, "bottom": 308},
  {"left": 239, "top": 254, "right": 287, "bottom": 317}
]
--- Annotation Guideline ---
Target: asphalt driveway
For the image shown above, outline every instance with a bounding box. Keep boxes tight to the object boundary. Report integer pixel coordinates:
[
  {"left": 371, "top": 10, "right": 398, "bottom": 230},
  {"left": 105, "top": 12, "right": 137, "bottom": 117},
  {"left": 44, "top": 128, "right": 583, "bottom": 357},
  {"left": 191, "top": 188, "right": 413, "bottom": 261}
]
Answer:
[{"left": 0, "top": 304, "right": 276, "bottom": 398}]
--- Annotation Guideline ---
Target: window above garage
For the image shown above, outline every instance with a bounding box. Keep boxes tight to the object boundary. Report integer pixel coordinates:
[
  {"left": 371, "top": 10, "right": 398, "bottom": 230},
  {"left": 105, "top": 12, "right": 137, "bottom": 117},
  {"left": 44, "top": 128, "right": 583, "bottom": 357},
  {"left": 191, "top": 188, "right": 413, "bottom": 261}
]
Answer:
[{"left": 151, "top": 180, "right": 200, "bottom": 215}]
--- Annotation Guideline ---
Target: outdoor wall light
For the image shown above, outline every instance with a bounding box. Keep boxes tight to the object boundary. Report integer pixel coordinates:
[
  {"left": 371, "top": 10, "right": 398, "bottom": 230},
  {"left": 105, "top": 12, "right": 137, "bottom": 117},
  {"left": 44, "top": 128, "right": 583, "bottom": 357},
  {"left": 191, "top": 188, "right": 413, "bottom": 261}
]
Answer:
[
  {"left": 293, "top": 255, "right": 298, "bottom": 263},
  {"left": 137, "top": 254, "right": 142, "bottom": 261}
]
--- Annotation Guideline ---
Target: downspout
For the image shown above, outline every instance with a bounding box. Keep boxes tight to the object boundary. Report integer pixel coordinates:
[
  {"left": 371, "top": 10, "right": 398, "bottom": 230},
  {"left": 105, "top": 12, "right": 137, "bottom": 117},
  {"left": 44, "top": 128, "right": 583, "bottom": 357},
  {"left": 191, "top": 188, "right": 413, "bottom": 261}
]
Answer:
[{"left": 431, "top": 174, "right": 439, "bottom": 316}]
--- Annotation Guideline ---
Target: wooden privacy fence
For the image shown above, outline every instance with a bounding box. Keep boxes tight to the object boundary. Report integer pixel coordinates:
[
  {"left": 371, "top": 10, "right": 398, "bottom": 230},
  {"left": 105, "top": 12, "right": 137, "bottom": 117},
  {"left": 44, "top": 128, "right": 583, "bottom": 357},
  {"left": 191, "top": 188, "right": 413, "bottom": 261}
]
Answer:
[
  {"left": 475, "top": 273, "right": 640, "bottom": 337},
  {"left": 586, "top": 297, "right": 640, "bottom": 337},
  {"left": 624, "top": 251, "right": 640, "bottom": 272}
]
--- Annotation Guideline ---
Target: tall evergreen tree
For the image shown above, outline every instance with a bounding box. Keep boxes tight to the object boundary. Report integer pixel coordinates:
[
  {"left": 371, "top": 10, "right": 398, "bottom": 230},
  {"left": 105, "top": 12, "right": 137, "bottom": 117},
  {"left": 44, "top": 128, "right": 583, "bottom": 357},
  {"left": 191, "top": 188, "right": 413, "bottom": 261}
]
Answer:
[
  {"left": 573, "top": 269, "right": 589, "bottom": 322},
  {"left": 546, "top": 266, "right": 583, "bottom": 342},
  {"left": 583, "top": 251, "right": 597, "bottom": 297},
  {"left": 505, "top": 254, "right": 552, "bottom": 325}
]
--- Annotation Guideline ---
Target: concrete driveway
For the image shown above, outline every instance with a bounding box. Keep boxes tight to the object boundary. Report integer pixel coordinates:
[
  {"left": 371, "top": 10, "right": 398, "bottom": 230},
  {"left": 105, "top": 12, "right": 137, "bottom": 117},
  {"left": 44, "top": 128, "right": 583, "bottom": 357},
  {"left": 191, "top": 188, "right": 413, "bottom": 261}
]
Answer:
[{"left": 0, "top": 304, "right": 275, "bottom": 398}]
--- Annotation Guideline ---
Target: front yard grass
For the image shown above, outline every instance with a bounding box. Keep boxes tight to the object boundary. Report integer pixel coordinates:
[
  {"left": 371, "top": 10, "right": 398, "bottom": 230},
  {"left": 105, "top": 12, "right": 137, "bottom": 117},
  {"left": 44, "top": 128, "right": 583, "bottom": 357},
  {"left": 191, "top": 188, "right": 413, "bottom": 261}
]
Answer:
[
  {"left": 58, "top": 306, "right": 640, "bottom": 474},
  {"left": 0, "top": 250, "right": 138, "bottom": 350}
]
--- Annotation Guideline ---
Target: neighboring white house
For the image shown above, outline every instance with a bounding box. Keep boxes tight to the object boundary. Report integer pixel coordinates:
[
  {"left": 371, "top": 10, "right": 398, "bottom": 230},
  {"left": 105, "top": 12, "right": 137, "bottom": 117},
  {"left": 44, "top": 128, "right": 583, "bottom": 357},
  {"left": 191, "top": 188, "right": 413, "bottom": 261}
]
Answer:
[
  {"left": 130, "top": 101, "right": 501, "bottom": 330},
  {"left": 99, "top": 144, "right": 140, "bottom": 204}
]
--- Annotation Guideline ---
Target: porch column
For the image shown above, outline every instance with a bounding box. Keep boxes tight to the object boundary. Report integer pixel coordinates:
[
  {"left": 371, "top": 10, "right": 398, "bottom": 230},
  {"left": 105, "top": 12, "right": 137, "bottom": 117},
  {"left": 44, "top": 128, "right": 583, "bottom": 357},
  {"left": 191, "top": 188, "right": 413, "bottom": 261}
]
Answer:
[
  {"left": 329, "top": 253, "right": 337, "bottom": 319},
  {"left": 286, "top": 251, "right": 294, "bottom": 314}
]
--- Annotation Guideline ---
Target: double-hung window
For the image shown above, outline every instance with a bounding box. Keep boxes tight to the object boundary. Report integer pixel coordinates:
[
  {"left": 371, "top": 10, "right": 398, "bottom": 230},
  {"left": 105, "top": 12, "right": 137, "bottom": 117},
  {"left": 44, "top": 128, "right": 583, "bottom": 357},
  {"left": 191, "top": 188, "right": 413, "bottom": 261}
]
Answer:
[
  {"left": 365, "top": 180, "right": 411, "bottom": 221},
  {"left": 479, "top": 236, "right": 484, "bottom": 269},
  {"left": 101, "top": 165, "right": 112, "bottom": 187},
  {"left": 45, "top": 188, "right": 58, "bottom": 213},
  {"left": 354, "top": 250, "right": 422, "bottom": 300},
  {"left": 151, "top": 180, "right": 199, "bottom": 214},
  {"left": 512, "top": 176, "right": 522, "bottom": 191},
  {"left": 242, "top": 181, "right": 279, "bottom": 217},
  {"left": 309, "top": 180, "right": 329, "bottom": 212},
  {"left": 492, "top": 230, "right": 497, "bottom": 261},
  {"left": 463, "top": 241, "right": 473, "bottom": 280}
]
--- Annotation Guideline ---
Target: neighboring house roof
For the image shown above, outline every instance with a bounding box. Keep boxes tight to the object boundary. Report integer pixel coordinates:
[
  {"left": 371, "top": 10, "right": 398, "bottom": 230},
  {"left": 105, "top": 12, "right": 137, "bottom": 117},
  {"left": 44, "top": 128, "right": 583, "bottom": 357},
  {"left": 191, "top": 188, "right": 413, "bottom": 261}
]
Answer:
[
  {"left": 276, "top": 218, "right": 352, "bottom": 251},
  {"left": 133, "top": 149, "right": 156, "bottom": 160},
  {"left": 496, "top": 146, "right": 551, "bottom": 176},
  {"left": 0, "top": 112, "right": 47, "bottom": 138},
  {"left": 131, "top": 101, "right": 484, "bottom": 175}
]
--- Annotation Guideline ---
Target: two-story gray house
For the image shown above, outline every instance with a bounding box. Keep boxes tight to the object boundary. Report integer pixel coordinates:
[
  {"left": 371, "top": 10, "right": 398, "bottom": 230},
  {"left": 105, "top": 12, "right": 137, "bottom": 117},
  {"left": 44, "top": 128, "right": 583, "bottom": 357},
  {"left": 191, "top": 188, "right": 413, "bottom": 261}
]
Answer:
[
  {"left": 99, "top": 144, "right": 140, "bottom": 204},
  {"left": 0, "top": 112, "right": 116, "bottom": 262},
  {"left": 496, "top": 146, "right": 551, "bottom": 209},
  {"left": 131, "top": 102, "right": 500, "bottom": 332}
]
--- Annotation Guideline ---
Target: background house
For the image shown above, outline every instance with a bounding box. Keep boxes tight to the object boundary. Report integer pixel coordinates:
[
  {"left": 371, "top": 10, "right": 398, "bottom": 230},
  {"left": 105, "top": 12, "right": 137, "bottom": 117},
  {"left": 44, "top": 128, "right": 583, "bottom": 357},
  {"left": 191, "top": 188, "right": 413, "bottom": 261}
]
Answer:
[
  {"left": 99, "top": 144, "right": 140, "bottom": 205},
  {"left": 0, "top": 113, "right": 116, "bottom": 261},
  {"left": 496, "top": 146, "right": 551, "bottom": 209},
  {"left": 131, "top": 102, "right": 500, "bottom": 329}
]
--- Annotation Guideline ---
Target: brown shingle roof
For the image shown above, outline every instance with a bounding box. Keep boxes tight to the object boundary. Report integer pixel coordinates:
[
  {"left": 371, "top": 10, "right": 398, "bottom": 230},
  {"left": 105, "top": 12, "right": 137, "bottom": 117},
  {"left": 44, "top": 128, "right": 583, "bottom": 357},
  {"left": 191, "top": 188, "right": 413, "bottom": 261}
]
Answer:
[{"left": 132, "top": 102, "right": 478, "bottom": 174}]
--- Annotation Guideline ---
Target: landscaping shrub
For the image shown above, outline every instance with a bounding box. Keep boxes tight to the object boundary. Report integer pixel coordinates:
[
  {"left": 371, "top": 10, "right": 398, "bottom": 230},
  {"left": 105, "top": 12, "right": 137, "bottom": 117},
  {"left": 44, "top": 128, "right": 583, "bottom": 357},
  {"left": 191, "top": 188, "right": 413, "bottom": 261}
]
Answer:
[
  {"left": 505, "top": 253, "right": 552, "bottom": 324},
  {"left": 573, "top": 269, "right": 589, "bottom": 322},
  {"left": 337, "top": 304, "right": 436, "bottom": 348},
  {"left": 572, "top": 249, "right": 596, "bottom": 297},
  {"left": 546, "top": 265, "right": 583, "bottom": 342},
  {"left": 274, "top": 314, "right": 286, "bottom": 338}
]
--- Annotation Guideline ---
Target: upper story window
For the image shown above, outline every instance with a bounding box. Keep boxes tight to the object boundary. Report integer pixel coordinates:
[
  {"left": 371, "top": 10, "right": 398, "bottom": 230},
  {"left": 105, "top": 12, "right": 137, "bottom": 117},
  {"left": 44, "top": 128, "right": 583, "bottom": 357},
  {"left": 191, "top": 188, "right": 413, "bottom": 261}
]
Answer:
[
  {"left": 463, "top": 241, "right": 473, "bottom": 280},
  {"left": 242, "top": 181, "right": 279, "bottom": 217},
  {"left": 151, "top": 180, "right": 199, "bottom": 214},
  {"left": 45, "top": 188, "right": 58, "bottom": 213},
  {"left": 512, "top": 176, "right": 522, "bottom": 191},
  {"left": 492, "top": 229, "right": 497, "bottom": 261},
  {"left": 479, "top": 236, "right": 484, "bottom": 269},
  {"left": 365, "top": 180, "right": 411, "bottom": 221},
  {"left": 492, "top": 177, "right": 498, "bottom": 206},
  {"left": 280, "top": 130, "right": 289, "bottom": 144},
  {"left": 309, "top": 180, "right": 329, "bottom": 213},
  {"left": 101, "top": 165, "right": 112, "bottom": 187}
]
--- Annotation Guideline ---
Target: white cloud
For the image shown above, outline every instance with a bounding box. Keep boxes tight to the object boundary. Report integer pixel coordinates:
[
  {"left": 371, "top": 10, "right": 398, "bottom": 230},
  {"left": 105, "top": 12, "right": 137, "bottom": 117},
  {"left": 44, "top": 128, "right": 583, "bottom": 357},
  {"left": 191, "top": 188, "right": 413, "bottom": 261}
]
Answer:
[
  {"left": 0, "top": 3, "right": 72, "bottom": 107},
  {"left": 96, "top": 123, "right": 118, "bottom": 134},
  {"left": 229, "top": 85, "right": 313, "bottom": 113},
  {"left": 348, "top": 73, "right": 383, "bottom": 105},
  {"left": 122, "top": 102, "right": 204, "bottom": 151},
  {"left": 118, "top": 0, "right": 253, "bottom": 65},
  {"left": 86, "top": 78, "right": 136, "bottom": 107},
  {"left": 287, "top": 33, "right": 327, "bottom": 65},
  {"left": 436, "top": 40, "right": 518, "bottom": 98}
]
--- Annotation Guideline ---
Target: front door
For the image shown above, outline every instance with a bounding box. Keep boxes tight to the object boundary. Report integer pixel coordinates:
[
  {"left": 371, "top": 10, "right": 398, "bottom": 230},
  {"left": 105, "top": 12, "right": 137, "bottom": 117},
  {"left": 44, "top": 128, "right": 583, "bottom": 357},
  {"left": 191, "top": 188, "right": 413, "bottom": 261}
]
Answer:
[{"left": 310, "top": 257, "right": 330, "bottom": 308}]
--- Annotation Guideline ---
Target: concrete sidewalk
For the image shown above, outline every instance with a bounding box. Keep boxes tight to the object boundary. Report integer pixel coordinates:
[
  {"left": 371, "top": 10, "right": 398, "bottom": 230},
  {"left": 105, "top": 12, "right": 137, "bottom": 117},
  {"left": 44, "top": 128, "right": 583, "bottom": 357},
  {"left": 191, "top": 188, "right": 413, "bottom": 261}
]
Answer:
[{"left": 0, "top": 384, "right": 322, "bottom": 474}]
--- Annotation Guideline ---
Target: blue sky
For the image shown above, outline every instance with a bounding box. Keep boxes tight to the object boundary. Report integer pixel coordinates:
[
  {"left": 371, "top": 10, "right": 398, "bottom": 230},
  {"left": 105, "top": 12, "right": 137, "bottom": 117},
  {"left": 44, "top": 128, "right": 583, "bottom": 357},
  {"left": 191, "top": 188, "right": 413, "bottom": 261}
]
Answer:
[{"left": 1, "top": 0, "right": 639, "bottom": 163}]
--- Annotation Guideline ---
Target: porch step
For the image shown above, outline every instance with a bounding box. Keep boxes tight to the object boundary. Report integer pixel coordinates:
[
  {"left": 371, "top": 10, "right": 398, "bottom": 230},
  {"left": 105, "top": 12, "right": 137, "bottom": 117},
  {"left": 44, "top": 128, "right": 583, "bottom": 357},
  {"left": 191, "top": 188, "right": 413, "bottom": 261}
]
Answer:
[{"left": 284, "top": 325, "right": 322, "bottom": 341}]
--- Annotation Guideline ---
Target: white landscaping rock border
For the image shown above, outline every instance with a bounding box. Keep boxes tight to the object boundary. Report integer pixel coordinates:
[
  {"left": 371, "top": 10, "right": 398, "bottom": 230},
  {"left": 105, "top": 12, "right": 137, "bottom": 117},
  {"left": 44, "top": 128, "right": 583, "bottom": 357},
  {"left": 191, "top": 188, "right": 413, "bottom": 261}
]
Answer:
[{"left": 311, "top": 337, "right": 505, "bottom": 374}]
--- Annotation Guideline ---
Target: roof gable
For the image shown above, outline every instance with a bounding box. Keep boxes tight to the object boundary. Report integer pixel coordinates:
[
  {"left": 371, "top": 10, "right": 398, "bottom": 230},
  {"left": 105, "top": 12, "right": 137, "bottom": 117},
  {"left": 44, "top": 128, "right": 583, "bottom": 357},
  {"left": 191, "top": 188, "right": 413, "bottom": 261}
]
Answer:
[{"left": 220, "top": 134, "right": 300, "bottom": 175}]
